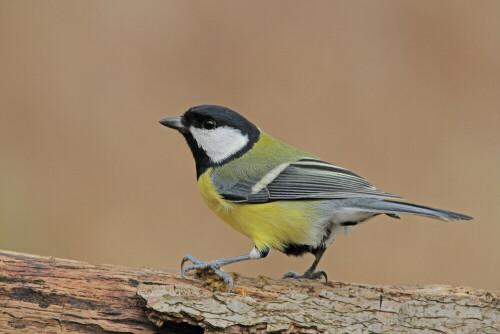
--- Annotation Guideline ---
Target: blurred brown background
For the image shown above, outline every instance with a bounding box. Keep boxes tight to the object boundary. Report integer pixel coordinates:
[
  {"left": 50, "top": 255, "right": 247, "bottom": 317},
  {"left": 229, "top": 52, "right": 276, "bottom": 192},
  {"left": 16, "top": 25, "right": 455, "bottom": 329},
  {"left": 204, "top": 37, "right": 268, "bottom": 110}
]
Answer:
[{"left": 1, "top": 1, "right": 499, "bottom": 290}]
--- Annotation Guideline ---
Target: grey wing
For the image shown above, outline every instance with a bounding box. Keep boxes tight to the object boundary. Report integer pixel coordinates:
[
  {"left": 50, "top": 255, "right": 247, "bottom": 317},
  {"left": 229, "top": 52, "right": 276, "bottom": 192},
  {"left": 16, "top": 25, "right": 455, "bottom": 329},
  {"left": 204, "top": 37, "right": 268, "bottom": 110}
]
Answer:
[
  {"left": 212, "top": 177, "right": 270, "bottom": 203},
  {"left": 214, "top": 158, "right": 401, "bottom": 203}
]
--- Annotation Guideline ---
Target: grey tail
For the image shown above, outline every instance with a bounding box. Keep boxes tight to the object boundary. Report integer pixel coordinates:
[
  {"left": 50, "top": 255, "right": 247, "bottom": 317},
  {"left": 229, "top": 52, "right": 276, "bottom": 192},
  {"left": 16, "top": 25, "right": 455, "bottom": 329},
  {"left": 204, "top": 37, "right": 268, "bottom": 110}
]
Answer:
[{"left": 360, "top": 199, "right": 473, "bottom": 221}]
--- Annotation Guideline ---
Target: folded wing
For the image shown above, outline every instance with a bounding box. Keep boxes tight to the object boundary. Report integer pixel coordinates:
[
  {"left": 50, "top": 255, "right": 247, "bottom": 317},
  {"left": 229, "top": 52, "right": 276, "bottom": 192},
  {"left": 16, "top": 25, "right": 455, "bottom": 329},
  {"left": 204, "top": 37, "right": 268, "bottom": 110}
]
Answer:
[{"left": 214, "top": 158, "right": 400, "bottom": 203}]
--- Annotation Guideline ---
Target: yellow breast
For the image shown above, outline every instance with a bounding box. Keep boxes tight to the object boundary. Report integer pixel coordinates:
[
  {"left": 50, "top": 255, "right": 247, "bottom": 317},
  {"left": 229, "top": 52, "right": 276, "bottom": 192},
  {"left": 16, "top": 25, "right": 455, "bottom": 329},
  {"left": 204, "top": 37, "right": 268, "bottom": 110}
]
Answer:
[{"left": 197, "top": 169, "right": 321, "bottom": 251}]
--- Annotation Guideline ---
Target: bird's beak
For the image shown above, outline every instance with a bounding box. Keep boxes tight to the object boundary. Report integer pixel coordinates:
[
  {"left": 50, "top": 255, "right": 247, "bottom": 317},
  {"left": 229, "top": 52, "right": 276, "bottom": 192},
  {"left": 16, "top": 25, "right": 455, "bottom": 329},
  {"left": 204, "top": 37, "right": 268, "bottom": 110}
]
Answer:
[{"left": 159, "top": 117, "right": 185, "bottom": 132}]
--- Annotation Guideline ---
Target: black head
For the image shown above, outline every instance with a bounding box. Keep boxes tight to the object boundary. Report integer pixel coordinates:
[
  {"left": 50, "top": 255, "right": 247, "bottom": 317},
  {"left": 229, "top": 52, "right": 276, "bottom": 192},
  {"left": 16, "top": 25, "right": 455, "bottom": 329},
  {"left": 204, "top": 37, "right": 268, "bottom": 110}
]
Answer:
[{"left": 160, "top": 105, "right": 260, "bottom": 177}]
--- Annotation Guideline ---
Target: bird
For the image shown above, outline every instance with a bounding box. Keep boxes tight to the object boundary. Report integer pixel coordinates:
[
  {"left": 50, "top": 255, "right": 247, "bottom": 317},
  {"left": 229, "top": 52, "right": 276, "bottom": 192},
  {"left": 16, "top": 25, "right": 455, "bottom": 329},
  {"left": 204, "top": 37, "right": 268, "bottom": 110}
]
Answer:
[{"left": 159, "top": 105, "right": 472, "bottom": 292}]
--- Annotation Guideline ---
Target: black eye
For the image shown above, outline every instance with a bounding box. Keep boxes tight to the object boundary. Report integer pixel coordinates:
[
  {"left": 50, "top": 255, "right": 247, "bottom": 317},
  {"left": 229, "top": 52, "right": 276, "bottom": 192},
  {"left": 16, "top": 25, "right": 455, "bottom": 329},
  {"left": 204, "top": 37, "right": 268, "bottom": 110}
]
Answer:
[{"left": 202, "top": 119, "right": 216, "bottom": 130}]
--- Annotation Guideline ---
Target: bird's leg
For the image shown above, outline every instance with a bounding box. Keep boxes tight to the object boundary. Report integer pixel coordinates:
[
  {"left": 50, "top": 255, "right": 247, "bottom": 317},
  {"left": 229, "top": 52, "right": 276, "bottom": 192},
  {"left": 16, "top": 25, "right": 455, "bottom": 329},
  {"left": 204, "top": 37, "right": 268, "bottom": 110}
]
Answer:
[
  {"left": 181, "top": 247, "right": 269, "bottom": 292},
  {"left": 282, "top": 247, "right": 328, "bottom": 282}
]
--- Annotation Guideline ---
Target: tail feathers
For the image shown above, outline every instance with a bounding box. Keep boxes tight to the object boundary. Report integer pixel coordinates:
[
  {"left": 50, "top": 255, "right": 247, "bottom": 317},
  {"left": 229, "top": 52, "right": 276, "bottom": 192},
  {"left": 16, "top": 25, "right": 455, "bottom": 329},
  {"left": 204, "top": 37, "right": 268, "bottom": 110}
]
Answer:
[{"left": 359, "top": 199, "right": 473, "bottom": 221}]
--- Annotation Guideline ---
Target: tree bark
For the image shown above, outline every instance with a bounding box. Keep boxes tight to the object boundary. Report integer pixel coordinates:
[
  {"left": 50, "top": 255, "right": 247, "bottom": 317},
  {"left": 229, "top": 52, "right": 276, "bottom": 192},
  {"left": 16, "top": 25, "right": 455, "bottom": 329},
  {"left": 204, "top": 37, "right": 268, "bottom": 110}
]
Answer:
[{"left": 0, "top": 250, "right": 498, "bottom": 333}]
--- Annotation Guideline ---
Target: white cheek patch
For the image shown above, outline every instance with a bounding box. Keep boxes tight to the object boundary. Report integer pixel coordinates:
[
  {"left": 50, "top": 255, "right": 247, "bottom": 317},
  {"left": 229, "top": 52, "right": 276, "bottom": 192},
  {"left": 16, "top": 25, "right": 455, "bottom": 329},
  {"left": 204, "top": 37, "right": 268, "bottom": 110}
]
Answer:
[{"left": 189, "top": 126, "right": 249, "bottom": 163}]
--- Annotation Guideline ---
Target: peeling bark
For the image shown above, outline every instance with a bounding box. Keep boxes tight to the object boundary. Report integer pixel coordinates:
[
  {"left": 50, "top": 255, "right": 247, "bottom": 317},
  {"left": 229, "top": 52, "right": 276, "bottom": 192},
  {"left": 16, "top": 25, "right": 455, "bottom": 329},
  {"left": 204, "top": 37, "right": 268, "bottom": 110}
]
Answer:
[{"left": 0, "top": 250, "right": 498, "bottom": 333}]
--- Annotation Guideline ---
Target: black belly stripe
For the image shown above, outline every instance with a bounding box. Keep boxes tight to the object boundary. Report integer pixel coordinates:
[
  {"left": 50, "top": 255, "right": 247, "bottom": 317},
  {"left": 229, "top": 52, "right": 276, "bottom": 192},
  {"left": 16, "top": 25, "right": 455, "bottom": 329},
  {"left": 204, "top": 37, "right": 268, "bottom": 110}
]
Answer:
[
  {"left": 282, "top": 244, "right": 314, "bottom": 256},
  {"left": 339, "top": 221, "right": 358, "bottom": 226}
]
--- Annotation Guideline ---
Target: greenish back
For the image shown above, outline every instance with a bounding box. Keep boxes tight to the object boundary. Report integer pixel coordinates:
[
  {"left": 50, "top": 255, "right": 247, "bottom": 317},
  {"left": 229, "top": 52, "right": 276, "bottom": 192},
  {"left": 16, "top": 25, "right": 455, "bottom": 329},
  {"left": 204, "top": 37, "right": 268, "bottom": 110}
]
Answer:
[{"left": 212, "top": 132, "right": 317, "bottom": 184}]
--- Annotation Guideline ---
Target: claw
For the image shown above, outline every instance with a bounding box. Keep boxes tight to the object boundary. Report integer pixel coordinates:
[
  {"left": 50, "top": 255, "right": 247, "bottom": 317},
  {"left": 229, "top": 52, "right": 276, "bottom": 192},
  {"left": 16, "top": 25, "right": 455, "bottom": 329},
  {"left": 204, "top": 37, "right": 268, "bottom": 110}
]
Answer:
[
  {"left": 179, "top": 254, "right": 235, "bottom": 292},
  {"left": 214, "top": 268, "right": 234, "bottom": 292},
  {"left": 180, "top": 254, "right": 196, "bottom": 278},
  {"left": 282, "top": 271, "right": 300, "bottom": 279},
  {"left": 317, "top": 270, "right": 328, "bottom": 283},
  {"left": 226, "top": 275, "right": 234, "bottom": 293},
  {"left": 282, "top": 269, "right": 328, "bottom": 283},
  {"left": 182, "top": 264, "right": 195, "bottom": 278}
]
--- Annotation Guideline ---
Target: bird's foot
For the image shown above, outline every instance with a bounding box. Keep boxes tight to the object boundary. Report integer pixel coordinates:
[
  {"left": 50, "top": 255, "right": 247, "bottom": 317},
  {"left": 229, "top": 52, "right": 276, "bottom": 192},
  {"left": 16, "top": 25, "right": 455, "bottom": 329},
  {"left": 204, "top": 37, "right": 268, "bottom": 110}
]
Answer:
[
  {"left": 180, "top": 254, "right": 234, "bottom": 292},
  {"left": 282, "top": 269, "right": 328, "bottom": 283}
]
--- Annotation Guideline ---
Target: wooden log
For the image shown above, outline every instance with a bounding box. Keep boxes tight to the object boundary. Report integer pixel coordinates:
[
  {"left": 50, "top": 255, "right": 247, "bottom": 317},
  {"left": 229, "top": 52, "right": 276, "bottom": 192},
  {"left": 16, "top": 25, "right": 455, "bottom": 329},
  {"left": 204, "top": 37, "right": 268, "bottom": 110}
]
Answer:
[{"left": 0, "top": 250, "right": 498, "bottom": 333}]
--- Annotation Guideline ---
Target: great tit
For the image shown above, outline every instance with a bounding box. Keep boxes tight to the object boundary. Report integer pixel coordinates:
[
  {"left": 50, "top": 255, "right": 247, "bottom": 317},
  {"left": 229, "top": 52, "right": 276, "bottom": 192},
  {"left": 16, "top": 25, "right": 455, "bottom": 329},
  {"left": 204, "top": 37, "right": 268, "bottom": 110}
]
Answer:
[{"left": 160, "top": 105, "right": 472, "bottom": 292}]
